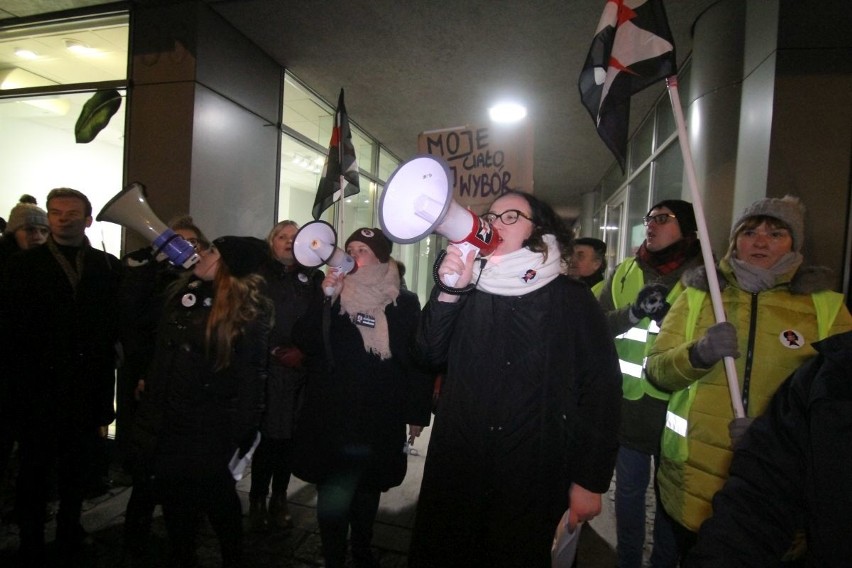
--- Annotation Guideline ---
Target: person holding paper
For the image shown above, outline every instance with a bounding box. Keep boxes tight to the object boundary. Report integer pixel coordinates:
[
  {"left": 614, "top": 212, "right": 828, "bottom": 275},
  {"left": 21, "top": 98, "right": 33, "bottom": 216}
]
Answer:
[
  {"left": 409, "top": 191, "right": 622, "bottom": 567},
  {"left": 131, "top": 235, "right": 272, "bottom": 567},
  {"left": 645, "top": 195, "right": 852, "bottom": 559}
]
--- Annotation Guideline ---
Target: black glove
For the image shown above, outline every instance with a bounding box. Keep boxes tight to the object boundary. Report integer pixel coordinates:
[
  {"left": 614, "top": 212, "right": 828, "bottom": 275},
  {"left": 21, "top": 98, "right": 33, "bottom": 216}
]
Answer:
[
  {"left": 630, "top": 283, "right": 670, "bottom": 323},
  {"left": 728, "top": 416, "right": 753, "bottom": 450},
  {"left": 237, "top": 429, "right": 259, "bottom": 459},
  {"left": 690, "top": 322, "right": 740, "bottom": 368}
]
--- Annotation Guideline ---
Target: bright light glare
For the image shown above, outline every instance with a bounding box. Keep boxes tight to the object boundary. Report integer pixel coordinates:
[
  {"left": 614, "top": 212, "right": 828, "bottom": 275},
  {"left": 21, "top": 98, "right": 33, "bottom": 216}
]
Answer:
[
  {"left": 14, "top": 48, "right": 38, "bottom": 60},
  {"left": 489, "top": 102, "right": 527, "bottom": 123}
]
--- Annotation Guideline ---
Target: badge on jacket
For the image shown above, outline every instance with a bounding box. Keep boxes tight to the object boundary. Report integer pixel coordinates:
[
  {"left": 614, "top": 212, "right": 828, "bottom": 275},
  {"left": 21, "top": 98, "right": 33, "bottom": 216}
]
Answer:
[{"left": 354, "top": 313, "right": 376, "bottom": 328}]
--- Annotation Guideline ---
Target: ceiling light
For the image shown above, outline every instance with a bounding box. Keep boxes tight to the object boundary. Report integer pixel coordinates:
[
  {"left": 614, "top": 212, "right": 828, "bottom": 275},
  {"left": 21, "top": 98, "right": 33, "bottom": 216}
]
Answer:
[
  {"left": 14, "top": 48, "right": 38, "bottom": 60},
  {"left": 64, "top": 39, "right": 96, "bottom": 55},
  {"left": 489, "top": 102, "right": 527, "bottom": 123}
]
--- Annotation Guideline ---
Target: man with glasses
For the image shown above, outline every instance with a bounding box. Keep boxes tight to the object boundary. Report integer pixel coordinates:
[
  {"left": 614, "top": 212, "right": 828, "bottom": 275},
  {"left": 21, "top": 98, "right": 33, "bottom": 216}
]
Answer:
[{"left": 598, "top": 199, "right": 704, "bottom": 568}]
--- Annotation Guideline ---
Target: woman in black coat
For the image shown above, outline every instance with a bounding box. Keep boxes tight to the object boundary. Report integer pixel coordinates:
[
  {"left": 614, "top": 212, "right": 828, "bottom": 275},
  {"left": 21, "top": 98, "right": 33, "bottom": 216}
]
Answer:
[
  {"left": 248, "top": 220, "right": 323, "bottom": 531},
  {"left": 132, "top": 235, "right": 272, "bottom": 567},
  {"left": 408, "top": 191, "right": 623, "bottom": 568},
  {"left": 292, "top": 227, "right": 433, "bottom": 568}
]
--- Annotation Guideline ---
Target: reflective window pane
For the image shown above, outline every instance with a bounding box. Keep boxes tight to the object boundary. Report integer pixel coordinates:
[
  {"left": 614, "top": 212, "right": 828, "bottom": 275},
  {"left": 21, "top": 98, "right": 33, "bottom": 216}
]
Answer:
[{"left": 0, "top": 15, "right": 129, "bottom": 89}]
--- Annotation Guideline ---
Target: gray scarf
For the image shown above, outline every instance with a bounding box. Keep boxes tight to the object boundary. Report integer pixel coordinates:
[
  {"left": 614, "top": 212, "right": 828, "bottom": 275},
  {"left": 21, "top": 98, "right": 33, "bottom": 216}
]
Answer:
[{"left": 729, "top": 251, "right": 803, "bottom": 292}]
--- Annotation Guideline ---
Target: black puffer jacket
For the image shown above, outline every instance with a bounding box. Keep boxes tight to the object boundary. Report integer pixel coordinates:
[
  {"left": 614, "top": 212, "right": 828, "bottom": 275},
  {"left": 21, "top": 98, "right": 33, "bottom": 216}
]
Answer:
[{"left": 132, "top": 277, "right": 271, "bottom": 478}]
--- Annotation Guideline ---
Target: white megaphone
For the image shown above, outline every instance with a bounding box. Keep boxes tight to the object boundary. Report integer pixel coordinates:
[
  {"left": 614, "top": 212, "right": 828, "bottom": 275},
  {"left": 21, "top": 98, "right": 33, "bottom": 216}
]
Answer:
[
  {"left": 292, "top": 220, "right": 356, "bottom": 296},
  {"left": 379, "top": 154, "right": 499, "bottom": 287},
  {"left": 97, "top": 182, "right": 199, "bottom": 269}
]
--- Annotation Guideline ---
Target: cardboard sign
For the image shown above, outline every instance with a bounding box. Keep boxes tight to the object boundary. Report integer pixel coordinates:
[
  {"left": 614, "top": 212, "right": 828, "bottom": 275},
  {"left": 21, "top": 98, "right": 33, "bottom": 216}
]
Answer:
[{"left": 417, "top": 124, "right": 534, "bottom": 215}]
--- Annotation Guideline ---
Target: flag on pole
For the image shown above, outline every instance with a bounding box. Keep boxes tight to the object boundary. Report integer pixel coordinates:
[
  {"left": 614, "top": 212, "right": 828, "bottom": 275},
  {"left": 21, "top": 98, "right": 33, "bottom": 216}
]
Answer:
[
  {"left": 312, "top": 88, "right": 360, "bottom": 220},
  {"left": 578, "top": 0, "right": 677, "bottom": 171}
]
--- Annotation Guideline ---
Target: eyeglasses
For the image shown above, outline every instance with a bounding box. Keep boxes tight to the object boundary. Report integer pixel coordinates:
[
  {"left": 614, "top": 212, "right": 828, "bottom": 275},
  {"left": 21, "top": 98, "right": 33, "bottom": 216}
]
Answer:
[
  {"left": 643, "top": 213, "right": 677, "bottom": 226},
  {"left": 482, "top": 209, "right": 532, "bottom": 225},
  {"left": 739, "top": 229, "right": 791, "bottom": 242}
]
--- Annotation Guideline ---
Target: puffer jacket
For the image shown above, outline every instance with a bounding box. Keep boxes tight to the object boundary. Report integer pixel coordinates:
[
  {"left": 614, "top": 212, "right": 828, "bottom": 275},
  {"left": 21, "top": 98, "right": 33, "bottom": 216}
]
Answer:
[
  {"left": 687, "top": 331, "right": 852, "bottom": 567},
  {"left": 645, "top": 259, "right": 852, "bottom": 532}
]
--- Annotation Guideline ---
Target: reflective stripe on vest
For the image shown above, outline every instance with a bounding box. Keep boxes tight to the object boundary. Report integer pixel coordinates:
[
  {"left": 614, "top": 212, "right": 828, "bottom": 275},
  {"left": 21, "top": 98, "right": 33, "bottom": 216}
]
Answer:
[
  {"left": 611, "top": 259, "right": 678, "bottom": 402},
  {"left": 660, "top": 287, "right": 845, "bottom": 464}
]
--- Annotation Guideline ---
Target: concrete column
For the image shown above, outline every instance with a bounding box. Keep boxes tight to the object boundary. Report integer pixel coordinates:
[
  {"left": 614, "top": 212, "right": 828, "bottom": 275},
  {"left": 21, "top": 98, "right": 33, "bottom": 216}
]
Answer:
[{"left": 124, "top": 0, "right": 282, "bottom": 249}]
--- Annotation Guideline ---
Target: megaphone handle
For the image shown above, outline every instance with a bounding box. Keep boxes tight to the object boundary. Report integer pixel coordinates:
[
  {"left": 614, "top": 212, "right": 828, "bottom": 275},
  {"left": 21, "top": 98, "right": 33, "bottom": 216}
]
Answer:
[
  {"left": 324, "top": 266, "right": 344, "bottom": 297},
  {"left": 443, "top": 242, "right": 479, "bottom": 287}
]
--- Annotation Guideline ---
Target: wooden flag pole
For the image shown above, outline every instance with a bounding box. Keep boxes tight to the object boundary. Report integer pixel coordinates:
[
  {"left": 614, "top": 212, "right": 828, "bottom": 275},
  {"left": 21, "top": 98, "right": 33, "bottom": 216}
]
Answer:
[{"left": 665, "top": 75, "right": 745, "bottom": 419}]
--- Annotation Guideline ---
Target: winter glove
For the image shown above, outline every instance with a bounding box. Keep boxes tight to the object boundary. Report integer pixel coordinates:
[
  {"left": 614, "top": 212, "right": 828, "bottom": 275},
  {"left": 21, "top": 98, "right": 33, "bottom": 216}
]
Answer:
[
  {"left": 689, "top": 322, "right": 740, "bottom": 368},
  {"left": 270, "top": 345, "right": 305, "bottom": 368},
  {"left": 237, "top": 429, "right": 260, "bottom": 459},
  {"left": 630, "top": 283, "right": 670, "bottom": 323},
  {"left": 728, "top": 416, "right": 753, "bottom": 450}
]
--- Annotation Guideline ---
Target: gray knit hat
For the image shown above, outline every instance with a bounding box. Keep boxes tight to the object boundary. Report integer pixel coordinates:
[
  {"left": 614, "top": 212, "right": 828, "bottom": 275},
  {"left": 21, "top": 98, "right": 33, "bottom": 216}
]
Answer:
[
  {"left": 730, "top": 195, "right": 805, "bottom": 252},
  {"left": 5, "top": 202, "right": 48, "bottom": 235}
]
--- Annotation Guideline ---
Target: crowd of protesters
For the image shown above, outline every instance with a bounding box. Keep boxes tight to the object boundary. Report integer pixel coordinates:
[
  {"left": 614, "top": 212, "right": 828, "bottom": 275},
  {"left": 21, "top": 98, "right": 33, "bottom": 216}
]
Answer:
[{"left": 1, "top": 186, "right": 848, "bottom": 568}]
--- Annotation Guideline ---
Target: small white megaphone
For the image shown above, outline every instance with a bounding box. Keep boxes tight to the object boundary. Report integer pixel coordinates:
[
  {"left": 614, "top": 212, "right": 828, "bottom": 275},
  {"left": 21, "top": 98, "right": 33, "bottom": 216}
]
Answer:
[
  {"left": 292, "top": 220, "right": 356, "bottom": 296},
  {"left": 379, "top": 154, "right": 499, "bottom": 287},
  {"left": 97, "top": 182, "right": 199, "bottom": 268}
]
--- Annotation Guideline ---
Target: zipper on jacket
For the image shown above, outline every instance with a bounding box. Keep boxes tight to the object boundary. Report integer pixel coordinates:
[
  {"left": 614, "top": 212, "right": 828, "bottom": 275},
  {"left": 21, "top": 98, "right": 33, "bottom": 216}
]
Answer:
[{"left": 741, "top": 293, "right": 759, "bottom": 415}]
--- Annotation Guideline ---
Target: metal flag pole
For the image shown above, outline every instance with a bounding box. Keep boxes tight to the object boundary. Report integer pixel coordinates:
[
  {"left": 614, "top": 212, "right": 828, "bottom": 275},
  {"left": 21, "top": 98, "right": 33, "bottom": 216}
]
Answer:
[
  {"left": 335, "top": 102, "right": 346, "bottom": 238},
  {"left": 665, "top": 75, "right": 745, "bottom": 419}
]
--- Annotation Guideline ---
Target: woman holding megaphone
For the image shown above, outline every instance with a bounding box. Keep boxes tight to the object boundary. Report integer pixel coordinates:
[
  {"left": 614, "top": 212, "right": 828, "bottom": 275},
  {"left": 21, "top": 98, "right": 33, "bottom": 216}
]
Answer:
[
  {"left": 409, "top": 191, "right": 622, "bottom": 567},
  {"left": 290, "top": 227, "right": 433, "bottom": 568}
]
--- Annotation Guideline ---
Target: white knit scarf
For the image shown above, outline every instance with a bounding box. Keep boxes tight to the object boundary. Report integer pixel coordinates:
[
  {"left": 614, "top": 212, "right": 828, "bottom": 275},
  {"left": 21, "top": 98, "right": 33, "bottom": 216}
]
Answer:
[
  {"left": 339, "top": 260, "right": 400, "bottom": 360},
  {"left": 473, "top": 234, "right": 565, "bottom": 296}
]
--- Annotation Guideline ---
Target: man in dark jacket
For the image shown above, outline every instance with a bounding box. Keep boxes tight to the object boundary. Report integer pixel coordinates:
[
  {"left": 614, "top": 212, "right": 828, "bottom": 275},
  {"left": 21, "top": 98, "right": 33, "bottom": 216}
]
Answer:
[
  {"left": 687, "top": 330, "right": 852, "bottom": 567},
  {"left": 2, "top": 187, "right": 122, "bottom": 564}
]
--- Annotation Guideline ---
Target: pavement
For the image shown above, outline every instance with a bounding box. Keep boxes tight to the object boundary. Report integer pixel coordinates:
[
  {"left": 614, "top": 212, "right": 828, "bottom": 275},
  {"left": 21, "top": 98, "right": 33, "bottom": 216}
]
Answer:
[{"left": 0, "top": 428, "right": 626, "bottom": 567}]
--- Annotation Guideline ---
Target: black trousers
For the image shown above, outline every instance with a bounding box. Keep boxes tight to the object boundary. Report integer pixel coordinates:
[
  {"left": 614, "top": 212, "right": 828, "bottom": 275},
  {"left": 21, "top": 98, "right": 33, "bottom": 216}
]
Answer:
[
  {"left": 158, "top": 467, "right": 243, "bottom": 567},
  {"left": 16, "top": 419, "right": 96, "bottom": 564},
  {"left": 316, "top": 467, "right": 381, "bottom": 568},
  {"left": 248, "top": 437, "right": 294, "bottom": 500}
]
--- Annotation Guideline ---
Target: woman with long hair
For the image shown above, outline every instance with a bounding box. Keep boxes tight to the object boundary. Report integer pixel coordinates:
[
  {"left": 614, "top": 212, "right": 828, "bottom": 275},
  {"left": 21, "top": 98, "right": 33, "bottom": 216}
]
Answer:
[{"left": 132, "top": 235, "right": 272, "bottom": 567}]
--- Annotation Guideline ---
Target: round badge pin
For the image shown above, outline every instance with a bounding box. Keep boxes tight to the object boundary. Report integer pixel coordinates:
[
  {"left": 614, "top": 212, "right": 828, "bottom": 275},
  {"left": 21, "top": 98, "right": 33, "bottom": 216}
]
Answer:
[
  {"left": 779, "top": 329, "right": 803, "bottom": 349},
  {"left": 298, "top": 272, "right": 309, "bottom": 283},
  {"left": 181, "top": 293, "right": 196, "bottom": 307}
]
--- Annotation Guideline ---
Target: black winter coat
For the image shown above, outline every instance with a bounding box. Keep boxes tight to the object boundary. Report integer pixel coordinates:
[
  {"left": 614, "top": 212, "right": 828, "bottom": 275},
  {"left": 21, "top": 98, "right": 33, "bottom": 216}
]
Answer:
[
  {"left": 688, "top": 330, "right": 852, "bottom": 567},
  {"left": 2, "top": 240, "right": 122, "bottom": 429},
  {"left": 291, "top": 288, "right": 433, "bottom": 491},
  {"left": 132, "top": 277, "right": 271, "bottom": 478},
  {"left": 410, "top": 276, "right": 622, "bottom": 567},
  {"left": 259, "top": 261, "right": 323, "bottom": 439}
]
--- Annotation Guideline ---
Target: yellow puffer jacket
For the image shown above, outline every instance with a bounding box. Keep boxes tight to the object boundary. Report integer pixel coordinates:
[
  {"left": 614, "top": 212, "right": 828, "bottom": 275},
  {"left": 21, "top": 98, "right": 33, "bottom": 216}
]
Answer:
[{"left": 645, "top": 260, "right": 852, "bottom": 532}]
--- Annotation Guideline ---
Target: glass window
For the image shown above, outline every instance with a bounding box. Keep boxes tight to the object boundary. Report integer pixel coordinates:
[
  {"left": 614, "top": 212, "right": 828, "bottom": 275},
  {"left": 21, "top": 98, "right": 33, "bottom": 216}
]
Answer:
[
  {"left": 278, "top": 136, "right": 325, "bottom": 225},
  {"left": 0, "top": 15, "right": 129, "bottom": 89},
  {"left": 378, "top": 147, "right": 399, "bottom": 182},
  {"left": 282, "top": 74, "right": 333, "bottom": 146},
  {"left": 628, "top": 169, "right": 651, "bottom": 256},
  {"left": 629, "top": 112, "right": 655, "bottom": 174},
  {"left": 655, "top": 94, "right": 676, "bottom": 149},
  {"left": 652, "top": 141, "right": 685, "bottom": 203},
  {"left": 0, "top": 90, "right": 127, "bottom": 256},
  {"left": 601, "top": 162, "right": 627, "bottom": 202}
]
